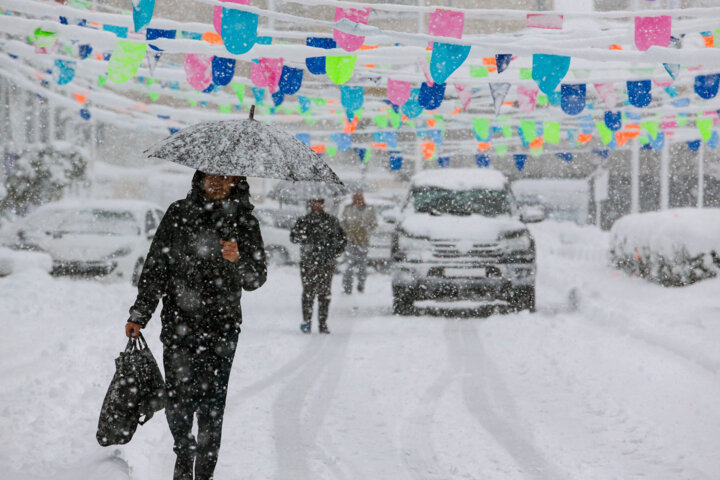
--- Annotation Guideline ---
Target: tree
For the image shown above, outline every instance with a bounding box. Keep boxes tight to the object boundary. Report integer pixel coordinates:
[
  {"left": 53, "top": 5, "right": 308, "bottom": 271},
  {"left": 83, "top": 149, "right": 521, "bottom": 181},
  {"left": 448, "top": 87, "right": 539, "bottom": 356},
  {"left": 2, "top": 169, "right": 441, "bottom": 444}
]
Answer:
[{"left": 0, "top": 141, "right": 88, "bottom": 215}]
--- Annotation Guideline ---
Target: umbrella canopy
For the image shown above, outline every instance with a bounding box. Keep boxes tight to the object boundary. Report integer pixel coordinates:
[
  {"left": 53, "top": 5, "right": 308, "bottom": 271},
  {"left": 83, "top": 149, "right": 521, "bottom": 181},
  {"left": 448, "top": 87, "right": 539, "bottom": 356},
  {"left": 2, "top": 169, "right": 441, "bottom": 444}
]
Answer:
[
  {"left": 144, "top": 117, "right": 343, "bottom": 185},
  {"left": 267, "top": 180, "right": 349, "bottom": 203}
]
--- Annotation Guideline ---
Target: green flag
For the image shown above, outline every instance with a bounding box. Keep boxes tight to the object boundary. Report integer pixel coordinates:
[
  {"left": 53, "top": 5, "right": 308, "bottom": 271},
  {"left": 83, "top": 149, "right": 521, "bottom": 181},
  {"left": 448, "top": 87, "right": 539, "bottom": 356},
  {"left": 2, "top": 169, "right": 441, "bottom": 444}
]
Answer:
[
  {"left": 231, "top": 82, "right": 245, "bottom": 104},
  {"left": 107, "top": 40, "right": 146, "bottom": 83},
  {"left": 326, "top": 56, "right": 357, "bottom": 85},
  {"left": 697, "top": 117, "right": 714, "bottom": 142},
  {"left": 473, "top": 118, "right": 490, "bottom": 140},
  {"left": 520, "top": 120, "right": 537, "bottom": 142},
  {"left": 595, "top": 121, "right": 613, "bottom": 145},
  {"left": 544, "top": 121, "right": 560, "bottom": 144},
  {"left": 641, "top": 120, "right": 660, "bottom": 139},
  {"left": 373, "top": 114, "right": 389, "bottom": 129},
  {"left": 494, "top": 144, "right": 508, "bottom": 157}
]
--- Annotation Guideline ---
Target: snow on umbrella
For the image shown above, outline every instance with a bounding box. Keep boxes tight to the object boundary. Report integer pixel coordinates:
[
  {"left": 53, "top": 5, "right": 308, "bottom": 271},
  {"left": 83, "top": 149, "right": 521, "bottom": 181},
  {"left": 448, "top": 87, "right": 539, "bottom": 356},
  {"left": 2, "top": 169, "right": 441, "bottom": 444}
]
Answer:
[
  {"left": 268, "top": 180, "right": 348, "bottom": 203},
  {"left": 144, "top": 107, "right": 343, "bottom": 185}
]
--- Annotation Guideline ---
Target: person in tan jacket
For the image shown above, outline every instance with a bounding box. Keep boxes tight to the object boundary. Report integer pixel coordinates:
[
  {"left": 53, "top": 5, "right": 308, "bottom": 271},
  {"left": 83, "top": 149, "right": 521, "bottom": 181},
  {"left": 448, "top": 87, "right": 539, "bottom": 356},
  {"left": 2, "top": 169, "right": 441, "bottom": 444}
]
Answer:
[{"left": 341, "top": 191, "right": 378, "bottom": 294}]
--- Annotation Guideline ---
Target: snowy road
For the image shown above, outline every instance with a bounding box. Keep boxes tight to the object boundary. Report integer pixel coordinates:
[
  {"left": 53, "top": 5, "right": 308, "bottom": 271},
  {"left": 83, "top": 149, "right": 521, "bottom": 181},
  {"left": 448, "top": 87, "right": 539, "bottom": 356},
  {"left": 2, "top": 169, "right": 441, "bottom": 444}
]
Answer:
[{"left": 1, "top": 222, "right": 719, "bottom": 479}]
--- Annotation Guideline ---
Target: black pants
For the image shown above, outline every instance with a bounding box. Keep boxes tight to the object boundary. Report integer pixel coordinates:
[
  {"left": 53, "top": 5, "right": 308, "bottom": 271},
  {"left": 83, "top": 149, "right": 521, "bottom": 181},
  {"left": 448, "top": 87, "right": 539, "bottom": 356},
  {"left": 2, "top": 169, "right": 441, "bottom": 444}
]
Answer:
[
  {"left": 300, "top": 261, "right": 334, "bottom": 325},
  {"left": 163, "top": 341, "right": 236, "bottom": 480}
]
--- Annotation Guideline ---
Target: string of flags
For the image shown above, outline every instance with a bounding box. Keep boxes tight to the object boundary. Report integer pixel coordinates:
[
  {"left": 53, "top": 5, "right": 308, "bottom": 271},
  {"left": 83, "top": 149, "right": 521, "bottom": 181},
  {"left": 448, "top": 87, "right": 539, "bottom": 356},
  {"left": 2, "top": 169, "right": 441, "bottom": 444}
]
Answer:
[{"left": 2, "top": 0, "right": 720, "bottom": 173}]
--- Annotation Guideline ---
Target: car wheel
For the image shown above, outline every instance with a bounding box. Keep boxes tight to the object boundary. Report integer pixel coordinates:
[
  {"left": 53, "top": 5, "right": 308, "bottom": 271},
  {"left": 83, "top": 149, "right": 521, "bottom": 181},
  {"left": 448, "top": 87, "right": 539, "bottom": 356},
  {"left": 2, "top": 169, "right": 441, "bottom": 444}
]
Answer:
[
  {"left": 509, "top": 285, "right": 536, "bottom": 313},
  {"left": 131, "top": 257, "right": 144, "bottom": 287},
  {"left": 392, "top": 287, "right": 415, "bottom": 315},
  {"left": 266, "top": 246, "right": 290, "bottom": 265}
]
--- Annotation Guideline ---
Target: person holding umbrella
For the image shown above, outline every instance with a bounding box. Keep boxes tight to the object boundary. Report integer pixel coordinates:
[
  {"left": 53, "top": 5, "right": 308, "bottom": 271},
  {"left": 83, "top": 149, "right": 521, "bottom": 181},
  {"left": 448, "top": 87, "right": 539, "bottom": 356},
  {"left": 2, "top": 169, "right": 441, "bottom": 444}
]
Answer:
[
  {"left": 125, "top": 171, "right": 267, "bottom": 480},
  {"left": 134, "top": 111, "right": 344, "bottom": 475},
  {"left": 290, "top": 198, "right": 347, "bottom": 334}
]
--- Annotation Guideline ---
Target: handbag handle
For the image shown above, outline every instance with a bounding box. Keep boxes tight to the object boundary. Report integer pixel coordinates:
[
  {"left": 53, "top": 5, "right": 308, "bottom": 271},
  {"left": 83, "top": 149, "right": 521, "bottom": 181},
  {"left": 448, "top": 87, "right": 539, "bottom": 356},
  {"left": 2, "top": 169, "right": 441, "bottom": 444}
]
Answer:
[{"left": 124, "top": 332, "right": 148, "bottom": 353}]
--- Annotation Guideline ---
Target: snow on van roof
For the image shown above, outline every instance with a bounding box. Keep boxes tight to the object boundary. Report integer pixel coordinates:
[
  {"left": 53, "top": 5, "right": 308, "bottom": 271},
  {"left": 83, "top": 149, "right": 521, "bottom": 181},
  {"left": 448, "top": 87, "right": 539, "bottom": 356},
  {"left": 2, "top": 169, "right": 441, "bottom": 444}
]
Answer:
[{"left": 411, "top": 168, "right": 508, "bottom": 191}]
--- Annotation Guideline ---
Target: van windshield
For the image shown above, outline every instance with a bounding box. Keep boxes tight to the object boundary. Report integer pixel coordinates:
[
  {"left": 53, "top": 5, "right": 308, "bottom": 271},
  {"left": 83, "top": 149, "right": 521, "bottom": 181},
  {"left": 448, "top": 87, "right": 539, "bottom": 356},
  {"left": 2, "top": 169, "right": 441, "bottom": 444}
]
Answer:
[{"left": 412, "top": 187, "right": 512, "bottom": 217}]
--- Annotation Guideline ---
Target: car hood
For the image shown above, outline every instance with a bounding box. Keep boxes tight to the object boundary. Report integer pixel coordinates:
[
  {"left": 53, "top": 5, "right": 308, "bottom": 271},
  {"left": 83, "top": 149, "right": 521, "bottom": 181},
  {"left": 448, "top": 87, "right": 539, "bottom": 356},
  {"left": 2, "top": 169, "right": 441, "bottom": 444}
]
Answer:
[
  {"left": 36, "top": 234, "right": 139, "bottom": 261},
  {"left": 399, "top": 213, "right": 527, "bottom": 242}
]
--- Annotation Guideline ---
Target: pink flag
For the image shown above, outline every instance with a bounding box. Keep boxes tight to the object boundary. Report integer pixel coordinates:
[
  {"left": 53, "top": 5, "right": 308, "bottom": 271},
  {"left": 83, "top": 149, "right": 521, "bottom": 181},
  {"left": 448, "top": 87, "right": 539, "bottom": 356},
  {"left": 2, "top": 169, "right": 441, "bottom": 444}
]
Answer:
[
  {"left": 333, "top": 7, "right": 370, "bottom": 52},
  {"left": 184, "top": 54, "right": 213, "bottom": 91},
  {"left": 387, "top": 79, "right": 411, "bottom": 105},
  {"left": 250, "top": 58, "right": 284, "bottom": 93},
  {"left": 517, "top": 84, "right": 538, "bottom": 113},
  {"left": 593, "top": 83, "right": 617, "bottom": 108},
  {"left": 213, "top": 0, "right": 250, "bottom": 34},
  {"left": 428, "top": 9, "right": 464, "bottom": 39},
  {"left": 634, "top": 16, "right": 671, "bottom": 51},
  {"left": 453, "top": 83, "right": 472, "bottom": 110},
  {"left": 526, "top": 14, "right": 563, "bottom": 30}
]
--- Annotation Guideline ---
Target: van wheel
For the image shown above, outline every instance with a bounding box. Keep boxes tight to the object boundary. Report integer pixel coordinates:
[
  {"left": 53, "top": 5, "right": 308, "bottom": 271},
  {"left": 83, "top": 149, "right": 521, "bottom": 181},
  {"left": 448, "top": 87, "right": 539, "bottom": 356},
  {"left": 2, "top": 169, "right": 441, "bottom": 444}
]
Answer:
[
  {"left": 509, "top": 285, "right": 536, "bottom": 313},
  {"left": 131, "top": 258, "right": 144, "bottom": 287},
  {"left": 392, "top": 287, "right": 415, "bottom": 315}
]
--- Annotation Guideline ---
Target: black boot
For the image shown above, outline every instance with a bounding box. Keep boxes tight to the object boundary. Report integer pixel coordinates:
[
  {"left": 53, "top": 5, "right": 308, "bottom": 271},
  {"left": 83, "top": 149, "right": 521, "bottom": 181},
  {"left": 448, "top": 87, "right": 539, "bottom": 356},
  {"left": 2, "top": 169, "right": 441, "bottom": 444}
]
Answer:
[
  {"left": 173, "top": 453, "right": 194, "bottom": 480},
  {"left": 319, "top": 322, "right": 330, "bottom": 334}
]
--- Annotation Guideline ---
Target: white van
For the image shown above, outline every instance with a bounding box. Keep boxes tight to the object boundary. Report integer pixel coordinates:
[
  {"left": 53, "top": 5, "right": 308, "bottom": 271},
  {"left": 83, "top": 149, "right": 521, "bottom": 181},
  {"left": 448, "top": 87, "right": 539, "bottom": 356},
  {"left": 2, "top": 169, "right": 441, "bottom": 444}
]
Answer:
[{"left": 390, "top": 169, "right": 537, "bottom": 314}]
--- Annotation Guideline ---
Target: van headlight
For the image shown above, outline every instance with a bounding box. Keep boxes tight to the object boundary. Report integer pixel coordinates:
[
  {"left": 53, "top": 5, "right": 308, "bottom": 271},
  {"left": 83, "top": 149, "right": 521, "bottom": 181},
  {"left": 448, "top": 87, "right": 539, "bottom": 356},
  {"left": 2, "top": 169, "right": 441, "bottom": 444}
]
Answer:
[
  {"left": 394, "top": 232, "right": 431, "bottom": 261},
  {"left": 499, "top": 231, "right": 532, "bottom": 254}
]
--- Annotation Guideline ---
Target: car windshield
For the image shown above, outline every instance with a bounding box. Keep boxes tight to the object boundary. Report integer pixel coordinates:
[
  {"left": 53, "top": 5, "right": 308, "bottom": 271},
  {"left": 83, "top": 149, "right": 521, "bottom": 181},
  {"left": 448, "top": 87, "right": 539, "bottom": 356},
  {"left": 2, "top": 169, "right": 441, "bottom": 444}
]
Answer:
[
  {"left": 57, "top": 210, "right": 140, "bottom": 236},
  {"left": 411, "top": 187, "right": 512, "bottom": 217}
]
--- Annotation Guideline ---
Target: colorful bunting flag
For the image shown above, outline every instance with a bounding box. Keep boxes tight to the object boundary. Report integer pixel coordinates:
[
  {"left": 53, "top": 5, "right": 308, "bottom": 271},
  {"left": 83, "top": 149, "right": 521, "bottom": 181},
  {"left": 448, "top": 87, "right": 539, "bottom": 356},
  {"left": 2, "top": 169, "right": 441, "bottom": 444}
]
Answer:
[{"left": 334, "top": 7, "right": 370, "bottom": 52}]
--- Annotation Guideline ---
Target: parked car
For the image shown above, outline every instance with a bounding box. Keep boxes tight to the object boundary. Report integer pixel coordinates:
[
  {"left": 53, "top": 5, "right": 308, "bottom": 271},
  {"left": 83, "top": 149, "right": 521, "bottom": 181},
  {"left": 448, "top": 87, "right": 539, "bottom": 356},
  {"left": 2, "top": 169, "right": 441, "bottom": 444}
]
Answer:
[
  {"left": 390, "top": 169, "right": 537, "bottom": 314},
  {"left": 4, "top": 199, "right": 164, "bottom": 284},
  {"left": 254, "top": 208, "right": 300, "bottom": 265},
  {"left": 337, "top": 194, "right": 397, "bottom": 271}
]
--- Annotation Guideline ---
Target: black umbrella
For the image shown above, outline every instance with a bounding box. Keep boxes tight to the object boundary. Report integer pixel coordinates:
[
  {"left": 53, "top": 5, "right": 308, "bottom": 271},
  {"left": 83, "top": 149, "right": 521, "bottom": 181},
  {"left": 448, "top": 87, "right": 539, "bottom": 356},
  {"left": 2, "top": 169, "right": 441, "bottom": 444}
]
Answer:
[
  {"left": 144, "top": 106, "right": 343, "bottom": 185},
  {"left": 267, "top": 180, "right": 349, "bottom": 203}
]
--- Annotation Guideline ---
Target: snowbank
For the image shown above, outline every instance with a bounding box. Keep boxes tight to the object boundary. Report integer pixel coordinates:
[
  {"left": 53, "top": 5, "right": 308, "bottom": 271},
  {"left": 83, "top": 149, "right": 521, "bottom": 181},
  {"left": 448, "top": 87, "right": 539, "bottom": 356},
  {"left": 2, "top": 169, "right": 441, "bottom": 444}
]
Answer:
[
  {"left": 411, "top": 168, "right": 507, "bottom": 191},
  {"left": 0, "top": 247, "right": 52, "bottom": 276},
  {"left": 610, "top": 209, "right": 720, "bottom": 286}
]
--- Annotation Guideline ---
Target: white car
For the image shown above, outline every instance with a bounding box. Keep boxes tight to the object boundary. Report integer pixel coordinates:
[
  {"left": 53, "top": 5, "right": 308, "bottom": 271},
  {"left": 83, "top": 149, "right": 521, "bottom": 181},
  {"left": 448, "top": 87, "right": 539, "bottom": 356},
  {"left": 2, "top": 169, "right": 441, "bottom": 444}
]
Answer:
[
  {"left": 5, "top": 199, "right": 165, "bottom": 284},
  {"left": 254, "top": 208, "right": 300, "bottom": 264}
]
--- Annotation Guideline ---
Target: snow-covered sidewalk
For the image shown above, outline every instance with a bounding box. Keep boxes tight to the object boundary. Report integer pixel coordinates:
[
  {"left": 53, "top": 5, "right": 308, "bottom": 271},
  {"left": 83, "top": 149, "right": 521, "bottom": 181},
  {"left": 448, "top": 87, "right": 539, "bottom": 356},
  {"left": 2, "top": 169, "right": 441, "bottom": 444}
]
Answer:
[{"left": 1, "top": 222, "right": 719, "bottom": 479}]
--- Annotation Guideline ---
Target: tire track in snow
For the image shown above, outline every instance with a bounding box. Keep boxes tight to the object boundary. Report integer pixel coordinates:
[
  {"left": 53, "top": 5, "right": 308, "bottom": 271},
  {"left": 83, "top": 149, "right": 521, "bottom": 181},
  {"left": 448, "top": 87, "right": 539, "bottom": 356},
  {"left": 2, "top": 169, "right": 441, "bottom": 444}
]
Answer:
[
  {"left": 446, "top": 319, "right": 568, "bottom": 480},
  {"left": 271, "top": 316, "right": 356, "bottom": 480},
  {"left": 399, "top": 363, "right": 454, "bottom": 480}
]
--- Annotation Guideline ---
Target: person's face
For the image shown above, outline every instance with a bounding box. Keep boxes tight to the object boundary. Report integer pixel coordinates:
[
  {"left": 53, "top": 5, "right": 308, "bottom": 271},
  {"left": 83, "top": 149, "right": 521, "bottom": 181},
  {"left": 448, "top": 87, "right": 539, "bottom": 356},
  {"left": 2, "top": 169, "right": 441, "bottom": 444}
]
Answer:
[
  {"left": 204, "top": 175, "right": 237, "bottom": 201},
  {"left": 352, "top": 192, "right": 364, "bottom": 206},
  {"left": 309, "top": 200, "right": 324, "bottom": 213}
]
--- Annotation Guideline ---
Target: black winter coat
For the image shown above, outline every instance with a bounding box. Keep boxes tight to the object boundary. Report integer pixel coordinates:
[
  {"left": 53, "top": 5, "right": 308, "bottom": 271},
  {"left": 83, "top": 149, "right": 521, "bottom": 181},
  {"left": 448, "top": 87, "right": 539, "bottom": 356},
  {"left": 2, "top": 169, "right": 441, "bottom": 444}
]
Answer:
[
  {"left": 129, "top": 171, "right": 267, "bottom": 350},
  {"left": 290, "top": 211, "right": 347, "bottom": 267}
]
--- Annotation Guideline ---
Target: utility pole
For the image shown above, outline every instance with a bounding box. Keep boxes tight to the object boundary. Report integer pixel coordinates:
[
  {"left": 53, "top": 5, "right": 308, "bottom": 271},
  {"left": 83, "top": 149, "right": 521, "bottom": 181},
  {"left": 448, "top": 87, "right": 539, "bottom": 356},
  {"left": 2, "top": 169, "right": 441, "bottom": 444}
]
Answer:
[
  {"left": 630, "top": 138, "right": 640, "bottom": 214},
  {"left": 697, "top": 142, "right": 704, "bottom": 208},
  {"left": 660, "top": 139, "right": 669, "bottom": 210}
]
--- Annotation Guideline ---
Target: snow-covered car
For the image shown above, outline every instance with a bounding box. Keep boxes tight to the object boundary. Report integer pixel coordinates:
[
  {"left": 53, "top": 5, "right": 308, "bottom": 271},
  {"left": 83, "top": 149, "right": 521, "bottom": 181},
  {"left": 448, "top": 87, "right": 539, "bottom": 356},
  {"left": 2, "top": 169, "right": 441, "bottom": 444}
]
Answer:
[
  {"left": 5, "top": 200, "right": 165, "bottom": 284},
  {"left": 255, "top": 208, "right": 300, "bottom": 264},
  {"left": 338, "top": 194, "right": 397, "bottom": 270},
  {"left": 391, "top": 169, "right": 537, "bottom": 314}
]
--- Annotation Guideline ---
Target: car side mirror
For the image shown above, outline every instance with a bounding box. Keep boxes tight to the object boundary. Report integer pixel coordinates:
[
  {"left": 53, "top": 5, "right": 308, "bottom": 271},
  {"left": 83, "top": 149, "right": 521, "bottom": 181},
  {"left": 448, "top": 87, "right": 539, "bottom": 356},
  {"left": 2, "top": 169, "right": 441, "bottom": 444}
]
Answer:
[
  {"left": 382, "top": 210, "right": 399, "bottom": 225},
  {"left": 519, "top": 206, "right": 545, "bottom": 223}
]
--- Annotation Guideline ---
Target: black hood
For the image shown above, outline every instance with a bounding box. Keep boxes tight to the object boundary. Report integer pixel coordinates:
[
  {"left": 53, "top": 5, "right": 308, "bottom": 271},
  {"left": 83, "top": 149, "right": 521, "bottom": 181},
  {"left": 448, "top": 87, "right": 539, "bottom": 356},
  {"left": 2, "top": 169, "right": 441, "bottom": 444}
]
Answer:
[{"left": 187, "top": 170, "right": 254, "bottom": 212}]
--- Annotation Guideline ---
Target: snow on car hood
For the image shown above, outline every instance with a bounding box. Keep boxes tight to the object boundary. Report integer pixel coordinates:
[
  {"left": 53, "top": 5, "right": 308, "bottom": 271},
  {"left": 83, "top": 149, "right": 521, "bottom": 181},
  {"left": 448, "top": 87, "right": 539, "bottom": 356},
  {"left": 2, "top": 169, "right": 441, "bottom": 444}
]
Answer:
[
  {"left": 399, "top": 213, "right": 527, "bottom": 242},
  {"left": 36, "top": 234, "right": 139, "bottom": 262}
]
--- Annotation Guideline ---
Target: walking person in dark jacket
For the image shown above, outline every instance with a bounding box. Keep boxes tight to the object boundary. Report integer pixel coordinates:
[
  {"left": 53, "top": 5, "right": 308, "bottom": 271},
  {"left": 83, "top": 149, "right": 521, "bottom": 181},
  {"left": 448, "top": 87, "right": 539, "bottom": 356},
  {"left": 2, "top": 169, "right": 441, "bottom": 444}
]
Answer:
[
  {"left": 290, "top": 198, "right": 346, "bottom": 334},
  {"left": 125, "top": 171, "right": 267, "bottom": 480}
]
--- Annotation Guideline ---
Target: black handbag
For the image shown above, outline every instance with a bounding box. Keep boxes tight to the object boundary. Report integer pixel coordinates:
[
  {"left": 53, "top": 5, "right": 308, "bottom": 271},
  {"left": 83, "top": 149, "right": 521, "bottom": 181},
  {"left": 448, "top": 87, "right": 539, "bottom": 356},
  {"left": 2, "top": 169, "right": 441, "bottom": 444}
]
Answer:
[{"left": 96, "top": 333, "right": 165, "bottom": 447}]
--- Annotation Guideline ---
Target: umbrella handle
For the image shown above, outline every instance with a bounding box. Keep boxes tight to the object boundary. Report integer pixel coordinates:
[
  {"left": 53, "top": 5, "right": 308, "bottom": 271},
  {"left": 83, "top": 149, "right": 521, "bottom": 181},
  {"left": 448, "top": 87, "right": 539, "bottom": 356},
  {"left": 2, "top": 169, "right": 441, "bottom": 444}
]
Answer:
[{"left": 249, "top": 104, "right": 255, "bottom": 120}]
